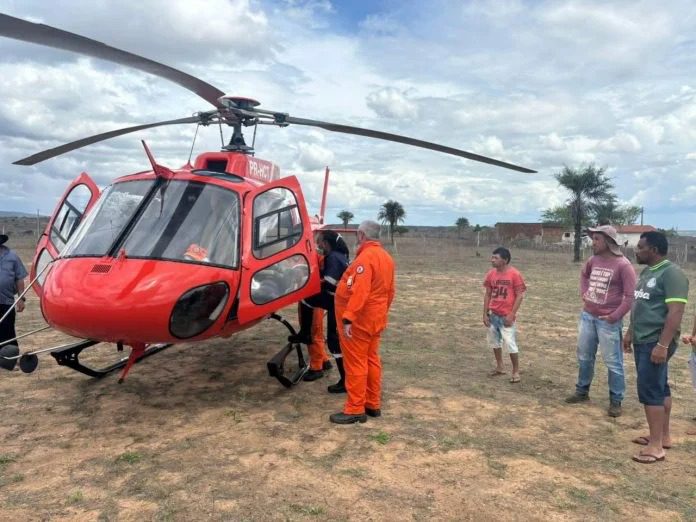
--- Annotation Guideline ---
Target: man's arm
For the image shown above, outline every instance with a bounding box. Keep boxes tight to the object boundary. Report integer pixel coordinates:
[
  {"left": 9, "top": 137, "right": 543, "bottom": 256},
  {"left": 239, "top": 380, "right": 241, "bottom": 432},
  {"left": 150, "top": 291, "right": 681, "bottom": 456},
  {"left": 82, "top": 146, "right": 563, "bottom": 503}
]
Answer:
[
  {"left": 505, "top": 291, "right": 525, "bottom": 327},
  {"left": 483, "top": 287, "right": 491, "bottom": 327},
  {"left": 652, "top": 302, "right": 686, "bottom": 363},
  {"left": 604, "top": 261, "right": 636, "bottom": 323},
  {"left": 15, "top": 278, "right": 26, "bottom": 313},
  {"left": 580, "top": 259, "right": 591, "bottom": 299}
]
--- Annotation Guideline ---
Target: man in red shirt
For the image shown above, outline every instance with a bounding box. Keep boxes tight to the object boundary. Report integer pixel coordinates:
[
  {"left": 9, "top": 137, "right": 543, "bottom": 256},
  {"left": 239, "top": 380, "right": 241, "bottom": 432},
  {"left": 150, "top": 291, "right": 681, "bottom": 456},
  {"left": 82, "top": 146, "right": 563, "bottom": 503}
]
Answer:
[{"left": 483, "top": 247, "right": 526, "bottom": 383}]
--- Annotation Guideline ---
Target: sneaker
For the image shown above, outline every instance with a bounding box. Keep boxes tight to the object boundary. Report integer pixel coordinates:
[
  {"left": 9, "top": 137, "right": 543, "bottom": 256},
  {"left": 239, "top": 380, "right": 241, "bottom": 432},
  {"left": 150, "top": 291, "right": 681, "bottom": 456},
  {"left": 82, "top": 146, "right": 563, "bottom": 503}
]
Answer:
[
  {"left": 302, "top": 369, "right": 324, "bottom": 382},
  {"left": 329, "top": 412, "right": 367, "bottom": 424},
  {"left": 608, "top": 401, "right": 622, "bottom": 417},
  {"left": 365, "top": 408, "right": 381, "bottom": 417},
  {"left": 327, "top": 381, "right": 346, "bottom": 394},
  {"left": 564, "top": 393, "right": 589, "bottom": 404},
  {"left": 322, "top": 360, "right": 333, "bottom": 371}
]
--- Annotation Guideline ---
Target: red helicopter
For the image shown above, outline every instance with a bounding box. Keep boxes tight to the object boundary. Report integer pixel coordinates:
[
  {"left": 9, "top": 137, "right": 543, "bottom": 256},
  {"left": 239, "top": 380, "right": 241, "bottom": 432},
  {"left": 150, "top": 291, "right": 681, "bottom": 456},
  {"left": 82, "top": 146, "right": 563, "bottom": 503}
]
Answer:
[{"left": 0, "top": 14, "right": 535, "bottom": 385}]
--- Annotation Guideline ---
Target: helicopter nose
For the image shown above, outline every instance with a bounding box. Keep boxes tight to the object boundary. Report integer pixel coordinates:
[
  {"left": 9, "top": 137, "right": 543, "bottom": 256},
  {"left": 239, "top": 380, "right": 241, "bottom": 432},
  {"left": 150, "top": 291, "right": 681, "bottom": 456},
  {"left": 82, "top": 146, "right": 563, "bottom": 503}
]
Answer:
[{"left": 41, "top": 258, "right": 239, "bottom": 343}]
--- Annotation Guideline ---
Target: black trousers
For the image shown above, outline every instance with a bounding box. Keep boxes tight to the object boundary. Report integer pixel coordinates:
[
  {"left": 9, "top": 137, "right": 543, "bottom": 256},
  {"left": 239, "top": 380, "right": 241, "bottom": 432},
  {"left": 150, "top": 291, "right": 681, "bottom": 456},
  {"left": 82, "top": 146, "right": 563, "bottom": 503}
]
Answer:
[
  {"left": 300, "top": 293, "right": 341, "bottom": 356},
  {"left": 0, "top": 304, "right": 17, "bottom": 348}
]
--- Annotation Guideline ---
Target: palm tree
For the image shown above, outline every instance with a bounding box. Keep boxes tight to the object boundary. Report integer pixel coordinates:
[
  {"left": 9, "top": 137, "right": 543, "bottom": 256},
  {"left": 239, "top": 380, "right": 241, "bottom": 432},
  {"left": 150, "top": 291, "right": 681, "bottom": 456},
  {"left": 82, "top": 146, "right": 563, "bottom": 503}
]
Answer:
[
  {"left": 377, "top": 200, "right": 406, "bottom": 244},
  {"left": 455, "top": 217, "right": 470, "bottom": 238},
  {"left": 555, "top": 164, "right": 614, "bottom": 262},
  {"left": 337, "top": 210, "right": 354, "bottom": 228}
]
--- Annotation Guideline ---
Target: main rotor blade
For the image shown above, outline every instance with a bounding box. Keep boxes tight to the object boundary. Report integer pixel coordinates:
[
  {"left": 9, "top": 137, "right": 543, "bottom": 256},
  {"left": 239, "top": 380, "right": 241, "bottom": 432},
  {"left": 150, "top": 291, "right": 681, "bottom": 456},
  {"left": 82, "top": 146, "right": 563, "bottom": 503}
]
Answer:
[
  {"left": 0, "top": 13, "right": 225, "bottom": 108},
  {"left": 282, "top": 115, "right": 536, "bottom": 173},
  {"left": 14, "top": 116, "right": 202, "bottom": 165}
]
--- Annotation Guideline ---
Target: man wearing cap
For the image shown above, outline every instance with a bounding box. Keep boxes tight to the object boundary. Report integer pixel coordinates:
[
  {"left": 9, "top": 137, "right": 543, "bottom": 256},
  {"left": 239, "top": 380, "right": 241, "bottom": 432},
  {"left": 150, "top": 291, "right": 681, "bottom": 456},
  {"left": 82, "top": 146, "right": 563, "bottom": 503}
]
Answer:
[
  {"left": 0, "top": 234, "right": 28, "bottom": 352},
  {"left": 565, "top": 225, "right": 636, "bottom": 417}
]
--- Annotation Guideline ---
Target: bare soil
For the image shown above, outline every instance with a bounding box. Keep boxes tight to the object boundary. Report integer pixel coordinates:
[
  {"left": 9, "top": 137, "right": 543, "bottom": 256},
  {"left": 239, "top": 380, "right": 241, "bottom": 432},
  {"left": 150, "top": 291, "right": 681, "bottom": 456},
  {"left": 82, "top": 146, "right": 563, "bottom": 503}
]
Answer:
[{"left": 1, "top": 233, "right": 696, "bottom": 521}]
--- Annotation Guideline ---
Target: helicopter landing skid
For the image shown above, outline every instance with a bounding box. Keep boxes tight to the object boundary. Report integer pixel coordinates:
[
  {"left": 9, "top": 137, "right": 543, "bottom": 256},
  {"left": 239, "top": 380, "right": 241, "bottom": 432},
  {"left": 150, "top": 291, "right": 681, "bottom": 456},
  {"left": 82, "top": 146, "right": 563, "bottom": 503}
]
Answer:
[
  {"left": 267, "top": 313, "right": 309, "bottom": 388},
  {"left": 49, "top": 340, "right": 172, "bottom": 379}
]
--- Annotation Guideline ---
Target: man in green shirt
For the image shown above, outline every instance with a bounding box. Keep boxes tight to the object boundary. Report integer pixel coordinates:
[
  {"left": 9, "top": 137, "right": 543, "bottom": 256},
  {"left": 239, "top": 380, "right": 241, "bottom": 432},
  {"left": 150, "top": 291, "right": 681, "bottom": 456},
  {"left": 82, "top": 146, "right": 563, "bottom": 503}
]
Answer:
[{"left": 623, "top": 231, "right": 689, "bottom": 464}]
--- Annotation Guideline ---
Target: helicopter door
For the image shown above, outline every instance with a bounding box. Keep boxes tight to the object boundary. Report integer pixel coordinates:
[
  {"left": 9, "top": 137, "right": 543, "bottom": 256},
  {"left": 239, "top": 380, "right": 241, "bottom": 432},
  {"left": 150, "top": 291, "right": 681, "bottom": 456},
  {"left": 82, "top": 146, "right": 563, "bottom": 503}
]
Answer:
[
  {"left": 237, "top": 177, "right": 321, "bottom": 324},
  {"left": 31, "top": 173, "right": 100, "bottom": 294}
]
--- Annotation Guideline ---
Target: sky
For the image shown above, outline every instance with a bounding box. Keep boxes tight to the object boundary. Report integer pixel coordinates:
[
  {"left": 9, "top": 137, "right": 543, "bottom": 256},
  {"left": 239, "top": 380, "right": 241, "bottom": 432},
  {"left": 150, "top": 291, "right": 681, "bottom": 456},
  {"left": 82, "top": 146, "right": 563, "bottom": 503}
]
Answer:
[{"left": 1, "top": 0, "right": 696, "bottom": 228}]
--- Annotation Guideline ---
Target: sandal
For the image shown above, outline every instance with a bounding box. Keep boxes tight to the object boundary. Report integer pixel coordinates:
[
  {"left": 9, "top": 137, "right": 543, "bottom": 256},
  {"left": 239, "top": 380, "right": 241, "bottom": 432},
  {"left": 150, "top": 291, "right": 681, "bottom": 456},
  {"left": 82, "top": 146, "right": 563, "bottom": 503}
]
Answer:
[
  {"left": 510, "top": 375, "right": 521, "bottom": 383},
  {"left": 632, "top": 452, "right": 665, "bottom": 464},
  {"left": 631, "top": 435, "right": 671, "bottom": 449},
  {"left": 488, "top": 369, "right": 505, "bottom": 377}
]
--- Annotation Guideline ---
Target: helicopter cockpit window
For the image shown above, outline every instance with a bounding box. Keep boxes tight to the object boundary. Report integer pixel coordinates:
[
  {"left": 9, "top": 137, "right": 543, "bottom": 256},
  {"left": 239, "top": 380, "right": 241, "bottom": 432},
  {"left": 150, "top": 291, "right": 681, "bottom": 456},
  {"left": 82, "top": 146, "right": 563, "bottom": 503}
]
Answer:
[
  {"left": 252, "top": 187, "right": 303, "bottom": 259},
  {"left": 122, "top": 181, "right": 240, "bottom": 268},
  {"left": 48, "top": 183, "right": 93, "bottom": 253},
  {"left": 63, "top": 180, "right": 153, "bottom": 257}
]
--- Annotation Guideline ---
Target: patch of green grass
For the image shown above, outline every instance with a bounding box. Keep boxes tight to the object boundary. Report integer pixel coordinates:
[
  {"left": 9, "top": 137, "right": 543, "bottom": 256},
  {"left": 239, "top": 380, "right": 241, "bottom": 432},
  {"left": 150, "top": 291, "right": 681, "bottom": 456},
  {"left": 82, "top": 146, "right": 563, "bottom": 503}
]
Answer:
[
  {"left": 67, "top": 490, "right": 84, "bottom": 504},
  {"left": 486, "top": 457, "right": 507, "bottom": 478},
  {"left": 0, "top": 454, "right": 15, "bottom": 472},
  {"left": 289, "top": 503, "right": 325, "bottom": 516},
  {"left": 339, "top": 467, "right": 367, "bottom": 478},
  {"left": 369, "top": 431, "right": 390, "bottom": 445},
  {"left": 115, "top": 451, "right": 143, "bottom": 464},
  {"left": 224, "top": 409, "right": 244, "bottom": 423}
]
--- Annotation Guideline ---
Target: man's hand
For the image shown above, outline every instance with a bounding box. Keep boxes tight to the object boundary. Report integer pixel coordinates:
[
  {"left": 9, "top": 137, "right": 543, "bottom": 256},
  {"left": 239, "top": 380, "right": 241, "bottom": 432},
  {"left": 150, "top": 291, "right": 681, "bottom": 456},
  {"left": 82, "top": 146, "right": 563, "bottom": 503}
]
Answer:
[
  {"left": 682, "top": 335, "right": 695, "bottom": 345},
  {"left": 503, "top": 313, "right": 515, "bottom": 327},
  {"left": 16, "top": 299, "right": 25, "bottom": 313},
  {"left": 651, "top": 344, "right": 668, "bottom": 364},
  {"left": 343, "top": 322, "right": 352, "bottom": 339},
  {"left": 622, "top": 330, "right": 632, "bottom": 353},
  {"left": 598, "top": 315, "right": 616, "bottom": 324},
  {"left": 483, "top": 314, "right": 490, "bottom": 327}
]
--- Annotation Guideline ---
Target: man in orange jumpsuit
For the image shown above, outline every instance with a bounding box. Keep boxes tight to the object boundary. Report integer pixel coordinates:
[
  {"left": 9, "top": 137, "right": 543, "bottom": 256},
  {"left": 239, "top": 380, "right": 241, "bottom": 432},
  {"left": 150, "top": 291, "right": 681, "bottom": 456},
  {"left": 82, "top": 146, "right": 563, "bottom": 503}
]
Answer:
[{"left": 331, "top": 220, "right": 395, "bottom": 424}]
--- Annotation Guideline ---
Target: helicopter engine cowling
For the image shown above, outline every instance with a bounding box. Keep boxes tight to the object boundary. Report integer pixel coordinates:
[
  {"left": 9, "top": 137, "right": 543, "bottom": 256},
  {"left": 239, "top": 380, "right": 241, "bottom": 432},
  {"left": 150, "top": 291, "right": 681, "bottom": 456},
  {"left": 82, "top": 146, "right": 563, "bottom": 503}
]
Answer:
[{"left": 40, "top": 257, "right": 238, "bottom": 344}]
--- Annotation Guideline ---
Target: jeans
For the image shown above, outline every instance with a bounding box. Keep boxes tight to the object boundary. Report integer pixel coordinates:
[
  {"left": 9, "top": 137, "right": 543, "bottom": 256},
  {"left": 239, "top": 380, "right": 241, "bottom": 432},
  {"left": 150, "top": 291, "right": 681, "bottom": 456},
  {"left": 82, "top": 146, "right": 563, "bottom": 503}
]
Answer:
[{"left": 575, "top": 310, "right": 625, "bottom": 403}]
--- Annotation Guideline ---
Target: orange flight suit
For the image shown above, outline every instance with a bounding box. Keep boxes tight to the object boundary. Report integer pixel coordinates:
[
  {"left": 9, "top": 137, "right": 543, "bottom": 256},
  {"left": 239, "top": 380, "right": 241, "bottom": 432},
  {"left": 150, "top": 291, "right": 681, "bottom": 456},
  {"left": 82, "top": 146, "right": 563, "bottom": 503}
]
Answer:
[
  {"left": 334, "top": 240, "right": 395, "bottom": 415},
  {"left": 308, "top": 307, "right": 330, "bottom": 370}
]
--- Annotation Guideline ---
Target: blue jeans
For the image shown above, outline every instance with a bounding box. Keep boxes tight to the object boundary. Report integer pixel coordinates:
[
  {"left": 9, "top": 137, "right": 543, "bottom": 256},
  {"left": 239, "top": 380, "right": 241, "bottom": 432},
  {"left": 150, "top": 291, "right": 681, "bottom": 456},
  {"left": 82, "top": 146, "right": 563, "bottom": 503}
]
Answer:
[{"left": 575, "top": 311, "right": 625, "bottom": 403}]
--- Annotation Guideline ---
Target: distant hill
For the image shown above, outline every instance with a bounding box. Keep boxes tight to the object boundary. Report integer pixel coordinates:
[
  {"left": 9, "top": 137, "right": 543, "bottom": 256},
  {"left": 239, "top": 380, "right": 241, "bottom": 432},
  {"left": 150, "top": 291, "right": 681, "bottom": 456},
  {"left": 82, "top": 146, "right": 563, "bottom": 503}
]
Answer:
[{"left": 0, "top": 210, "right": 40, "bottom": 217}]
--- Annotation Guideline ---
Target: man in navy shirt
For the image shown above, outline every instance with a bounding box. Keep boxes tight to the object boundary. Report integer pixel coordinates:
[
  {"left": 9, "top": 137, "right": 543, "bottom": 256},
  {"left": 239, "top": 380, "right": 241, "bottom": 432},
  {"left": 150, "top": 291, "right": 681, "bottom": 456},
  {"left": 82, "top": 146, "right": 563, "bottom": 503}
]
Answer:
[{"left": 0, "top": 234, "right": 28, "bottom": 360}]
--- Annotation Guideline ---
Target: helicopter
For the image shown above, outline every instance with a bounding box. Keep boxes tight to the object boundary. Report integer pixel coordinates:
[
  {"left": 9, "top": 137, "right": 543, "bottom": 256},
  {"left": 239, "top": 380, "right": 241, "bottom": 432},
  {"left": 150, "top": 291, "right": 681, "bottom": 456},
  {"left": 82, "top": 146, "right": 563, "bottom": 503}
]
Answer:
[{"left": 0, "top": 13, "right": 535, "bottom": 386}]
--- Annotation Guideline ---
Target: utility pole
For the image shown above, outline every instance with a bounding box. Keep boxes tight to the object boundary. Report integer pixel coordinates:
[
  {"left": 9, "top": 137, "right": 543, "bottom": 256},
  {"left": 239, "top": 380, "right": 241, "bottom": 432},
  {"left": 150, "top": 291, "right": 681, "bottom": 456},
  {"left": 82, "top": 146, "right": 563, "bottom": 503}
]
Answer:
[
  {"left": 640, "top": 206, "right": 644, "bottom": 226},
  {"left": 36, "top": 209, "right": 40, "bottom": 241}
]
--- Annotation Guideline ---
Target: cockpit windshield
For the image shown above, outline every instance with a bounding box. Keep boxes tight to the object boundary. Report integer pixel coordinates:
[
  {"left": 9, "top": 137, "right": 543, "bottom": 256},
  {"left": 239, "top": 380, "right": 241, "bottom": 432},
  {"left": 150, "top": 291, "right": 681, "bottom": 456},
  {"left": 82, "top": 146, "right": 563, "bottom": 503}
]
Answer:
[{"left": 63, "top": 179, "right": 240, "bottom": 269}]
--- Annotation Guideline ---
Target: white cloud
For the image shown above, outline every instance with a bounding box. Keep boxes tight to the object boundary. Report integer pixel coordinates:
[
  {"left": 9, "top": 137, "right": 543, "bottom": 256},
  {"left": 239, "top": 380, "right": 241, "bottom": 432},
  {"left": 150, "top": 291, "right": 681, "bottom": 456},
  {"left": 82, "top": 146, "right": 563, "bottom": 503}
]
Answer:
[
  {"left": 366, "top": 87, "right": 418, "bottom": 119},
  {"left": 1, "top": 0, "right": 696, "bottom": 227}
]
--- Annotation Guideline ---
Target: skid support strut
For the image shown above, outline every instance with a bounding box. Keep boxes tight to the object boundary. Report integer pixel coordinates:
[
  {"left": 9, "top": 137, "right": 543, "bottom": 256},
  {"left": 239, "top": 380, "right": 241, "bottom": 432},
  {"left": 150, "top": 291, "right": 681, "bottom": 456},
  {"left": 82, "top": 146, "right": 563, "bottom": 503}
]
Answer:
[
  {"left": 50, "top": 340, "right": 172, "bottom": 379},
  {"left": 266, "top": 313, "right": 309, "bottom": 388}
]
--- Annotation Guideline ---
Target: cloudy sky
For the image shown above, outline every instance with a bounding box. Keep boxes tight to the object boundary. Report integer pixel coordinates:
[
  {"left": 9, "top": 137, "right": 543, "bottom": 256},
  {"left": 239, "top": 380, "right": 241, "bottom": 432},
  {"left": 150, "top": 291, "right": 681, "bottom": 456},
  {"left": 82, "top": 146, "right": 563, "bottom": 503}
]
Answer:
[{"left": 1, "top": 0, "right": 696, "bottom": 228}]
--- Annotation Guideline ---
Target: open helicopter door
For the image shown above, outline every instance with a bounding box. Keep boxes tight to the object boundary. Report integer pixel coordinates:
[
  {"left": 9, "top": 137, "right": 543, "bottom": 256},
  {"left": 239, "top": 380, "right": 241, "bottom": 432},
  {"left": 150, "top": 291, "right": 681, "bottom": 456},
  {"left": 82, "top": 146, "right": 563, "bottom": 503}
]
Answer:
[
  {"left": 237, "top": 177, "right": 321, "bottom": 325},
  {"left": 31, "top": 173, "right": 100, "bottom": 296}
]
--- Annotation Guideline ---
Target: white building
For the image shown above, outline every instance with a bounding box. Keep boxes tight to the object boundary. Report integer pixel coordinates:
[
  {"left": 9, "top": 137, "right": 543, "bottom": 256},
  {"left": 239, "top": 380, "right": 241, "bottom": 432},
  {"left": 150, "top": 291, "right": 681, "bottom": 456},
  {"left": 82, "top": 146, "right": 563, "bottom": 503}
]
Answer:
[{"left": 615, "top": 225, "right": 656, "bottom": 248}]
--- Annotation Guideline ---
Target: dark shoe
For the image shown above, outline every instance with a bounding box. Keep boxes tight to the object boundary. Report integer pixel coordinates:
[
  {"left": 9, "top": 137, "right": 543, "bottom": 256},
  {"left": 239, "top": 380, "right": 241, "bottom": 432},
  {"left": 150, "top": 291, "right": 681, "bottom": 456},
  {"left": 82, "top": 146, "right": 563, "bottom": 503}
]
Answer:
[
  {"left": 564, "top": 393, "right": 589, "bottom": 404},
  {"left": 608, "top": 401, "right": 622, "bottom": 418},
  {"left": 322, "top": 360, "right": 333, "bottom": 371},
  {"left": 329, "top": 412, "right": 367, "bottom": 424},
  {"left": 288, "top": 331, "right": 311, "bottom": 345},
  {"left": 365, "top": 408, "right": 381, "bottom": 417},
  {"left": 327, "top": 381, "right": 346, "bottom": 394},
  {"left": 302, "top": 369, "right": 324, "bottom": 382}
]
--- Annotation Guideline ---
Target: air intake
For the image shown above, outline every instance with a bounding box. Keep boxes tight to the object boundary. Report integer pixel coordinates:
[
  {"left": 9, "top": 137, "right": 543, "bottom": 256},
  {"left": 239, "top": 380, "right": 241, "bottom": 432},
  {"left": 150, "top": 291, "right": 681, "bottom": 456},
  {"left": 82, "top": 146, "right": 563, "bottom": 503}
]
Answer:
[{"left": 90, "top": 264, "right": 112, "bottom": 274}]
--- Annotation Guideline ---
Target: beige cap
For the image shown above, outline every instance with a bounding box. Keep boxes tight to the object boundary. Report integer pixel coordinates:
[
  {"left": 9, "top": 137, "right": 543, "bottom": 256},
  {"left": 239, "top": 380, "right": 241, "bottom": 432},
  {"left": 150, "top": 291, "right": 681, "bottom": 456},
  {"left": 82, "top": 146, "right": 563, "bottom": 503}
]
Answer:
[{"left": 586, "top": 225, "right": 622, "bottom": 256}]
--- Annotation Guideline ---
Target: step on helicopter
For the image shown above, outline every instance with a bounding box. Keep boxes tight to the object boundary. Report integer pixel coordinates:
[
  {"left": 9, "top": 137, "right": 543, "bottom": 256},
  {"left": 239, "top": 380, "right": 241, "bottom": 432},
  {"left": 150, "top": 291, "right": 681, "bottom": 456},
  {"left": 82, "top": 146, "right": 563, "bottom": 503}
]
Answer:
[{"left": 0, "top": 13, "right": 536, "bottom": 386}]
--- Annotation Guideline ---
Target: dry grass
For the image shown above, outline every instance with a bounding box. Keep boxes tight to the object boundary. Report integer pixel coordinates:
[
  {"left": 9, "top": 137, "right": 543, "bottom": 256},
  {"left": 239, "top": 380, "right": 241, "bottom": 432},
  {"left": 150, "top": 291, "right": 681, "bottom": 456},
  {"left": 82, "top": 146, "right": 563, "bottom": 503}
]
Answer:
[{"left": 1, "top": 232, "right": 696, "bottom": 521}]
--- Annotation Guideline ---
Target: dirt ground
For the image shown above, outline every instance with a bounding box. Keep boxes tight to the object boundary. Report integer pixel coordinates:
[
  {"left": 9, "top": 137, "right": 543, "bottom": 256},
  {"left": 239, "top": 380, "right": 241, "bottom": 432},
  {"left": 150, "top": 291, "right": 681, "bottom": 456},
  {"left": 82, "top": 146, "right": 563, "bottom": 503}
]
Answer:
[{"left": 1, "top": 234, "right": 696, "bottom": 521}]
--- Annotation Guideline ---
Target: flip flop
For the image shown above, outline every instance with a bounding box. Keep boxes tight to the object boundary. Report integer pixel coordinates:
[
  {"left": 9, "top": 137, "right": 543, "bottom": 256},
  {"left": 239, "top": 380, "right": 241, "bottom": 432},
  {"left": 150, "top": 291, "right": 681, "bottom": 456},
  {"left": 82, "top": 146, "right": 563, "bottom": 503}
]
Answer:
[
  {"left": 488, "top": 369, "right": 505, "bottom": 377},
  {"left": 632, "top": 452, "right": 665, "bottom": 464},
  {"left": 510, "top": 376, "right": 521, "bottom": 383},
  {"left": 631, "top": 436, "right": 672, "bottom": 449}
]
